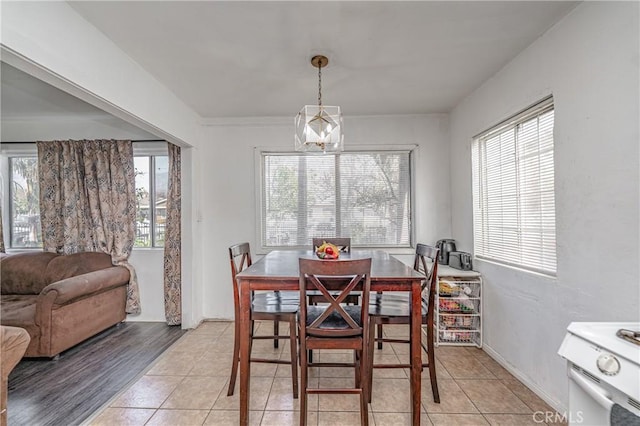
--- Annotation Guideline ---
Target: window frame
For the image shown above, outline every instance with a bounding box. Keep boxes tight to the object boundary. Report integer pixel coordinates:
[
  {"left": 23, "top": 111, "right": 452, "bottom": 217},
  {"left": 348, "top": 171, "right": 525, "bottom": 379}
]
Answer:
[
  {"left": 471, "top": 96, "right": 557, "bottom": 276},
  {"left": 255, "top": 145, "right": 416, "bottom": 253}
]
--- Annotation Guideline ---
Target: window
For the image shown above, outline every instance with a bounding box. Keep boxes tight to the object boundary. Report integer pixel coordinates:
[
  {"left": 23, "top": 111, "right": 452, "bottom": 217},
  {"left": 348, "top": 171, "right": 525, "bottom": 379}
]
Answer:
[
  {"left": 3, "top": 148, "right": 167, "bottom": 249},
  {"left": 261, "top": 150, "right": 412, "bottom": 248},
  {"left": 471, "top": 97, "right": 556, "bottom": 275},
  {"left": 134, "top": 156, "right": 168, "bottom": 248},
  {"left": 9, "top": 157, "right": 42, "bottom": 248}
]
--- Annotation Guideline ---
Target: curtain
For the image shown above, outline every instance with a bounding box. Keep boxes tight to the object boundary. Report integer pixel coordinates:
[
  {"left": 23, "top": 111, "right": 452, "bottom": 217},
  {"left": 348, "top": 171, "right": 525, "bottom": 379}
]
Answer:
[
  {"left": 0, "top": 206, "right": 5, "bottom": 253},
  {"left": 163, "top": 143, "right": 182, "bottom": 325},
  {"left": 36, "top": 140, "right": 141, "bottom": 314}
]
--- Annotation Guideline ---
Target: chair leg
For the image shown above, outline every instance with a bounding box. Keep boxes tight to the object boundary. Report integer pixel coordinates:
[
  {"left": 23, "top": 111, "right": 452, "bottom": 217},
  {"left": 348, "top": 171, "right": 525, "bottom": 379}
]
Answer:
[
  {"left": 426, "top": 324, "right": 440, "bottom": 403},
  {"left": 354, "top": 350, "right": 361, "bottom": 388},
  {"left": 359, "top": 346, "right": 369, "bottom": 426},
  {"left": 377, "top": 323, "right": 383, "bottom": 349},
  {"left": 299, "top": 338, "right": 308, "bottom": 426},
  {"left": 274, "top": 320, "right": 280, "bottom": 349},
  {"left": 288, "top": 316, "right": 299, "bottom": 399},
  {"left": 367, "top": 319, "right": 376, "bottom": 403},
  {"left": 227, "top": 318, "right": 241, "bottom": 396}
]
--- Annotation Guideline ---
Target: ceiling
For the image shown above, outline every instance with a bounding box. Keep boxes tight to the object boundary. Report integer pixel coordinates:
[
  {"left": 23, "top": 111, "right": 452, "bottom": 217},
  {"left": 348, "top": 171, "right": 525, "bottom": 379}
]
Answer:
[{"left": 2, "top": 1, "right": 578, "bottom": 123}]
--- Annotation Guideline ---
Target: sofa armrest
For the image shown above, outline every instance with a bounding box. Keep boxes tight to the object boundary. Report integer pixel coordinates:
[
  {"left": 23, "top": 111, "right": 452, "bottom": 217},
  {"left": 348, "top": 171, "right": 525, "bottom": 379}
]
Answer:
[{"left": 39, "top": 267, "right": 130, "bottom": 307}]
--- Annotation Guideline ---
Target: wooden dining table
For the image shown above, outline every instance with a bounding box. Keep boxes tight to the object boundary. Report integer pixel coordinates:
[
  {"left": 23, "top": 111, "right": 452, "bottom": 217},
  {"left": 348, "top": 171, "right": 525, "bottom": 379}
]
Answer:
[{"left": 235, "top": 249, "right": 427, "bottom": 426}]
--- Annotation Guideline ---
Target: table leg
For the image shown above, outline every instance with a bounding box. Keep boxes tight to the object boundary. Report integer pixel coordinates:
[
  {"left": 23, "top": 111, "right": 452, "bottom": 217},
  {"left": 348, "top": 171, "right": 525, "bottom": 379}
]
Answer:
[
  {"left": 410, "top": 280, "right": 422, "bottom": 426},
  {"left": 239, "top": 280, "right": 252, "bottom": 426}
]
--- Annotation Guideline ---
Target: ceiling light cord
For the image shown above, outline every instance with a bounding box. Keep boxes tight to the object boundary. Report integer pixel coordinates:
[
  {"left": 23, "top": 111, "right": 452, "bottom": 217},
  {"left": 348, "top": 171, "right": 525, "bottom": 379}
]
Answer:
[{"left": 317, "top": 57, "right": 323, "bottom": 108}]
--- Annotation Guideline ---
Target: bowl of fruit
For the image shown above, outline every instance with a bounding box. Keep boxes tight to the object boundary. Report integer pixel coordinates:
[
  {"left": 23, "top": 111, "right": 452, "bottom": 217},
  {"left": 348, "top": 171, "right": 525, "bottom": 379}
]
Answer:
[{"left": 315, "top": 241, "right": 340, "bottom": 260}]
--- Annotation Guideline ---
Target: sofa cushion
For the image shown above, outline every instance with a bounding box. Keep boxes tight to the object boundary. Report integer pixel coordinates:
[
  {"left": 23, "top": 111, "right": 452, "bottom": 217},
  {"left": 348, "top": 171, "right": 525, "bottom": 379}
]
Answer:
[
  {"left": 1, "top": 252, "right": 58, "bottom": 295},
  {"left": 44, "top": 252, "right": 113, "bottom": 284},
  {"left": 0, "top": 295, "right": 38, "bottom": 326}
]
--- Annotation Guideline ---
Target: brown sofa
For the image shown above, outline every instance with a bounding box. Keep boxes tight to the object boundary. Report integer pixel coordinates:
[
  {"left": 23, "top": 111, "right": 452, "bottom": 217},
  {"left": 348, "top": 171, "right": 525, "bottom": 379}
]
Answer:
[{"left": 0, "top": 251, "right": 129, "bottom": 358}]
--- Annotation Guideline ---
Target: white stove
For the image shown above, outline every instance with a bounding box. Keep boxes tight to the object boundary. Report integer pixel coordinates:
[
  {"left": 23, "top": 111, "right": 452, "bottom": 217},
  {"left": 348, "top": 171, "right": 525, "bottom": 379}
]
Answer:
[{"left": 558, "top": 322, "right": 640, "bottom": 426}]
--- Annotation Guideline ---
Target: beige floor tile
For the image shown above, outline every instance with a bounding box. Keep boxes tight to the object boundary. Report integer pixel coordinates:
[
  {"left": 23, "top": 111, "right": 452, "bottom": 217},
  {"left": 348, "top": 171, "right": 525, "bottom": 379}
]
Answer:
[
  {"left": 317, "top": 352, "right": 358, "bottom": 378},
  {"left": 161, "top": 376, "right": 227, "bottom": 409},
  {"left": 190, "top": 353, "right": 235, "bottom": 377},
  {"left": 456, "top": 380, "right": 531, "bottom": 414},
  {"left": 476, "top": 357, "right": 514, "bottom": 381},
  {"left": 438, "top": 354, "right": 496, "bottom": 379},
  {"left": 146, "top": 408, "right": 210, "bottom": 425},
  {"left": 210, "top": 335, "right": 236, "bottom": 351},
  {"left": 422, "top": 379, "right": 478, "bottom": 414},
  {"left": 317, "top": 410, "right": 374, "bottom": 426},
  {"left": 261, "top": 410, "right": 318, "bottom": 426},
  {"left": 500, "top": 378, "right": 554, "bottom": 413},
  {"left": 404, "top": 358, "right": 452, "bottom": 381},
  {"left": 169, "top": 333, "right": 219, "bottom": 354},
  {"left": 370, "top": 354, "right": 409, "bottom": 379},
  {"left": 389, "top": 341, "right": 413, "bottom": 355},
  {"left": 212, "top": 376, "right": 274, "bottom": 411},
  {"left": 435, "top": 346, "right": 471, "bottom": 358},
  {"left": 110, "top": 375, "right": 184, "bottom": 408},
  {"left": 317, "top": 377, "right": 361, "bottom": 412},
  {"left": 374, "top": 412, "right": 434, "bottom": 425},
  {"left": 89, "top": 407, "right": 156, "bottom": 425},
  {"left": 421, "top": 378, "right": 441, "bottom": 406},
  {"left": 380, "top": 323, "right": 411, "bottom": 336},
  {"left": 248, "top": 361, "right": 279, "bottom": 377},
  {"left": 192, "top": 321, "right": 233, "bottom": 336},
  {"left": 428, "top": 413, "right": 490, "bottom": 425},
  {"left": 370, "top": 378, "right": 412, "bottom": 412},
  {"left": 370, "top": 343, "right": 401, "bottom": 357},
  {"left": 146, "top": 350, "right": 202, "bottom": 376},
  {"left": 276, "top": 362, "right": 309, "bottom": 378},
  {"left": 266, "top": 377, "right": 318, "bottom": 411},
  {"left": 203, "top": 410, "right": 263, "bottom": 425},
  {"left": 484, "top": 413, "right": 541, "bottom": 425}
]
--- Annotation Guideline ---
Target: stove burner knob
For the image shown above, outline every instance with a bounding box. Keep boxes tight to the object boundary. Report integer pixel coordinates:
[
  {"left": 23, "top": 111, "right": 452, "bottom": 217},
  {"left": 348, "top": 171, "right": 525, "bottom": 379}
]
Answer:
[{"left": 596, "top": 353, "right": 620, "bottom": 376}]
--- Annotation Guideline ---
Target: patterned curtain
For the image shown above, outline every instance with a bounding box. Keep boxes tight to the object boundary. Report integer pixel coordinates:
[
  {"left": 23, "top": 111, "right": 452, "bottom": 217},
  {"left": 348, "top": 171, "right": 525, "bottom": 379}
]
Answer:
[
  {"left": 36, "top": 140, "right": 141, "bottom": 314},
  {"left": 164, "top": 143, "right": 182, "bottom": 325}
]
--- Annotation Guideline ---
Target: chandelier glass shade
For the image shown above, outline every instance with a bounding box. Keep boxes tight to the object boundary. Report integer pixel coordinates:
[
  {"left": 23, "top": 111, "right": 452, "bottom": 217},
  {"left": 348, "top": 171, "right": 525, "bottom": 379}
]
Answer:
[{"left": 295, "top": 55, "right": 343, "bottom": 153}]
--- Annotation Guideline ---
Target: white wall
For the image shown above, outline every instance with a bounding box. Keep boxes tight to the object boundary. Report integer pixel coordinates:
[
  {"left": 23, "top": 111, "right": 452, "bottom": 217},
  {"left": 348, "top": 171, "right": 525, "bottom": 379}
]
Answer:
[
  {"left": 200, "top": 114, "right": 451, "bottom": 319},
  {"left": 449, "top": 2, "right": 639, "bottom": 410}
]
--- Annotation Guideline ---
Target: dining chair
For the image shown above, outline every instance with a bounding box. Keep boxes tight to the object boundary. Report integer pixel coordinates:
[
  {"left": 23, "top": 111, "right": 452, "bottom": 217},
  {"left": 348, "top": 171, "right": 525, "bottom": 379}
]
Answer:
[
  {"left": 227, "top": 243, "right": 299, "bottom": 398},
  {"left": 308, "top": 237, "right": 360, "bottom": 363},
  {"left": 298, "top": 257, "right": 372, "bottom": 426},
  {"left": 367, "top": 243, "right": 440, "bottom": 403}
]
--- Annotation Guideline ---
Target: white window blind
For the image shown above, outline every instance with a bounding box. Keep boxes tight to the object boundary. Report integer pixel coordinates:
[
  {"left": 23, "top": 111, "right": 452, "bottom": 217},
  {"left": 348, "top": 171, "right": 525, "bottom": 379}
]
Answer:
[
  {"left": 261, "top": 151, "right": 411, "bottom": 248},
  {"left": 472, "top": 97, "right": 556, "bottom": 275}
]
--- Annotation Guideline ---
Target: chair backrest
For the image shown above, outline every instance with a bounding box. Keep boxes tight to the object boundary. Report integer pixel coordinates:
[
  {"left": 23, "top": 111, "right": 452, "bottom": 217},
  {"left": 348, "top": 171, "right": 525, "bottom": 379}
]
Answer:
[
  {"left": 414, "top": 243, "right": 439, "bottom": 318},
  {"left": 312, "top": 237, "right": 351, "bottom": 253},
  {"left": 229, "top": 243, "right": 252, "bottom": 319},
  {"left": 299, "top": 257, "right": 371, "bottom": 338}
]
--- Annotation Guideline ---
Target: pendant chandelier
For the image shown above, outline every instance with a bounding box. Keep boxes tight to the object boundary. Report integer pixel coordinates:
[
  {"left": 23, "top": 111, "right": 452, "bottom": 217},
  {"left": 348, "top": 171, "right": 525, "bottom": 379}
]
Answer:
[{"left": 295, "top": 55, "right": 343, "bottom": 153}]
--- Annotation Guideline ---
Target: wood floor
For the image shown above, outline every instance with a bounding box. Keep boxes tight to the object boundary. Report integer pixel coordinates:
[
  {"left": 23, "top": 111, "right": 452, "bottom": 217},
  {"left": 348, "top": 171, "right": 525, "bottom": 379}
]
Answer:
[{"left": 7, "top": 322, "right": 186, "bottom": 426}]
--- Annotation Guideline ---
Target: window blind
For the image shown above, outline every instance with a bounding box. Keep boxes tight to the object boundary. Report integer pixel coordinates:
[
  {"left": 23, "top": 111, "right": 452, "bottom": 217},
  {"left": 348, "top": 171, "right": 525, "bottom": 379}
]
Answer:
[
  {"left": 472, "top": 97, "right": 556, "bottom": 275},
  {"left": 261, "top": 151, "right": 411, "bottom": 248}
]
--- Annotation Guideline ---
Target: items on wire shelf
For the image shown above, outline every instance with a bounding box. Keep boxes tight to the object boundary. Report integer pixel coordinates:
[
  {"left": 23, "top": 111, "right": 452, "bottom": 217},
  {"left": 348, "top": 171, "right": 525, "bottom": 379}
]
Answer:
[{"left": 435, "top": 276, "right": 482, "bottom": 347}]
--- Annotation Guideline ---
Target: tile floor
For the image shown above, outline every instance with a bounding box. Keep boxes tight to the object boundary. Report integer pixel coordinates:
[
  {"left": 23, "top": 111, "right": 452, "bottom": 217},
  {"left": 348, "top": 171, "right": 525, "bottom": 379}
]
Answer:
[{"left": 88, "top": 321, "right": 562, "bottom": 425}]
